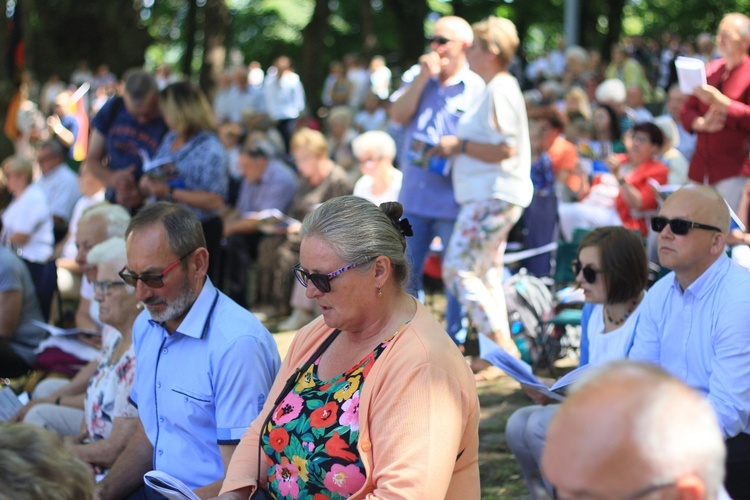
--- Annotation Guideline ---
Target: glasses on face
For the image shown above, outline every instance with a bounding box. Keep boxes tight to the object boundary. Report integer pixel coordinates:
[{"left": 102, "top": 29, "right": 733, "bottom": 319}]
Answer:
[
  {"left": 630, "top": 133, "right": 651, "bottom": 145},
  {"left": 293, "top": 260, "right": 367, "bottom": 293},
  {"left": 92, "top": 280, "right": 127, "bottom": 295},
  {"left": 533, "top": 479, "right": 677, "bottom": 500},
  {"left": 243, "top": 148, "right": 265, "bottom": 158},
  {"left": 651, "top": 216, "right": 721, "bottom": 236},
  {"left": 119, "top": 249, "right": 195, "bottom": 289},
  {"left": 426, "top": 36, "right": 451, "bottom": 46},
  {"left": 572, "top": 260, "right": 602, "bottom": 284}
]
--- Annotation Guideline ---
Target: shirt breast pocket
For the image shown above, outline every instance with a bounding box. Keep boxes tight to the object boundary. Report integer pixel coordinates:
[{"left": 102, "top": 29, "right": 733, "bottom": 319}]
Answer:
[{"left": 172, "top": 386, "right": 214, "bottom": 418}]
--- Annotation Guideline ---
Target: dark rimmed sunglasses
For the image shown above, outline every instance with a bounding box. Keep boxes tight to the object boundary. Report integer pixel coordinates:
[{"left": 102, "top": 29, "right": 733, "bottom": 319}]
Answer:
[
  {"left": 650, "top": 216, "right": 721, "bottom": 236},
  {"left": 118, "top": 249, "right": 196, "bottom": 289},
  {"left": 293, "top": 260, "right": 369, "bottom": 293},
  {"left": 426, "top": 36, "right": 451, "bottom": 45},
  {"left": 572, "top": 260, "right": 602, "bottom": 284}
]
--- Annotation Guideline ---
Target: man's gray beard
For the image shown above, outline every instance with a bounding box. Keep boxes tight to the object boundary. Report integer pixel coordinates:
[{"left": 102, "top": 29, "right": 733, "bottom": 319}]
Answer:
[{"left": 144, "top": 274, "right": 196, "bottom": 324}]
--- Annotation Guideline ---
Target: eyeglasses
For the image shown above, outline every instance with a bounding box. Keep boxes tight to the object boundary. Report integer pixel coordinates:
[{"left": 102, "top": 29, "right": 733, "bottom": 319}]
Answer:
[
  {"left": 533, "top": 479, "right": 677, "bottom": 499},
  {"left": 242, "top": 148, "right": 265, "bottom": 158},
  {"left": 118, "top": 249, "right": 195, "bottom": 289},
  {"left": 426, "top": 36, "right": 451, "bottom": 45},
  {"left": 651, "top": 216, "right": 721, "bottom": 235},
  {"left": 293, "top": 260, "right": 368, "bottom": 293},
  {"left": 92, "top": 280, "right": 127, "bottom": 295},
  {"left": 572, "top": 260, "right": 602, "bottom": 284}
]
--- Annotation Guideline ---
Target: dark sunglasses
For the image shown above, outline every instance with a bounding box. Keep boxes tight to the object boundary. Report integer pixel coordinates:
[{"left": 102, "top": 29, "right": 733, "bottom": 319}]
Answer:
[
  {"left": 426, "top": 36, "right": 451, "bottom": 45},
  {"left": 119, "top": 249, "right": 196, "bottom": 289},
  {"left": 650, "top": 216, "right": 721, "bottom": 236},
  {"left": 572, "top": 260, "right": 602, "bottom": 284},
  {"left": 293, "top": 260, "right": 367, "bottom": 293}
]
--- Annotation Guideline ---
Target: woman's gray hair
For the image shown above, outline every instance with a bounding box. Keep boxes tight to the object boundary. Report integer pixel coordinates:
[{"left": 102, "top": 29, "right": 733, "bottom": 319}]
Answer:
[
  {"left": 351, "top": 131, "right": 397, "bottom": 162},
  {"left": 87, "top": 237, "right": 134, "bottom": 293},
  {"left": 78, "top": 202, "right": 131, "bottom": 239},
  {"left": 300, "top": 195, "right": 410, "bottom": 288}
]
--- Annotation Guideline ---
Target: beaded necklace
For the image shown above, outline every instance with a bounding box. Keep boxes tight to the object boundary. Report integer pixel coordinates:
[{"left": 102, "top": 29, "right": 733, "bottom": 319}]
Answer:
[{"left": 605, "top": 299, "right": 638, "bottom": 326}]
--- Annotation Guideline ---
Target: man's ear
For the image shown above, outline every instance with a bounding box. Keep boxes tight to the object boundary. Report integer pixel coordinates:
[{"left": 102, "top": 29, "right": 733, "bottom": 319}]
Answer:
[
  {"left": 710, "top": 232, "right": 726, "bottom": 256},
  {"left": 191, "top": 247, "right": 210, "bottom": 277},
  {"left": 674, "top": 473, "right": 706, "bottom": 500}
]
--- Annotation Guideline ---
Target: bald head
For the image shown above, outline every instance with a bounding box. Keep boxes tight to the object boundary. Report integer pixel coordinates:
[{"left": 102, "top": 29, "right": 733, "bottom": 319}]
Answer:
[
  {"left": 542, "top": 361, "right": 726, "bottom": 499},
  {"left": 436, "top": 16, "right": 474, "bottom": 45},
  {"left": 722, "top": 13, "right": 750, "bottom": 38},
  {"left": 663, "top": 185, "right": 730, "bottom": 234}
]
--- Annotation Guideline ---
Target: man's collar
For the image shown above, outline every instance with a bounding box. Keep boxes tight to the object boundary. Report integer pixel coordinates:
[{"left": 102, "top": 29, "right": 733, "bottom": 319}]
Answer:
[
  {"left": 149, "top": 277, "right": 217, "bottom": 339},
  {"left": 671, "top": 253, "right": 728, "bottom": 298}
]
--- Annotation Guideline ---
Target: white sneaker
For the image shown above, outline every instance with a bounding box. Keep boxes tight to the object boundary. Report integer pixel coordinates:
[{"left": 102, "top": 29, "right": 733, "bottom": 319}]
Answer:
[{"left": 277, "top": 308, "right": 315, "bottom": 332}]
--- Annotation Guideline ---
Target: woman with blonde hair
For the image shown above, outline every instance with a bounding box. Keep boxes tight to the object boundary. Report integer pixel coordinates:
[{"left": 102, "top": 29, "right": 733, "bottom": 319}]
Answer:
[
  {"left": 139, "top": 81, "right": 228, "bottom": 282},
  {"left": 431, "top": 16, "right": 532, "bottom": 377}
]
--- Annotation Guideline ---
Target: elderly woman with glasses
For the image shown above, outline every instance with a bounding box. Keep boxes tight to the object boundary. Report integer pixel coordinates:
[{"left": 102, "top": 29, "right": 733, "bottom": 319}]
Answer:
[
  {"left": 20, "top": 237, "right": 138, "bottom": 473},
  {"left": 505, "top": 226, "right": 649, "bottom": 498},
  {"left": 219, "top": 196, "right": 479, "bottom": 499}
]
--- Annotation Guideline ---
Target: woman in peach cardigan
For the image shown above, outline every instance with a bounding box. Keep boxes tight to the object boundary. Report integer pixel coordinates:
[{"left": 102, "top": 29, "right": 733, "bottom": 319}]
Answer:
[{"left": 217, "top": 196, "right": 479, "bottom": 499}]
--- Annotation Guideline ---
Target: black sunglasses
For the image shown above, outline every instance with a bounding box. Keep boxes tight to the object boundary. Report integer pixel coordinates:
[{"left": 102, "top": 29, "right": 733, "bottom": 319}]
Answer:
[
  {"left": 572, "top": 260, "right": 601, "bottom": 284},
  {"left": 651, "top": 216, "right": 721, "bottom": 236},
  {"left": 119, "top": 249, "right": 196, "bottom": 289},
  {"left": 426, "top": 36, "right": 451, "bottom": 46},
  {"left": 293, "top": 259, "right": 372, "bottom": 293}
]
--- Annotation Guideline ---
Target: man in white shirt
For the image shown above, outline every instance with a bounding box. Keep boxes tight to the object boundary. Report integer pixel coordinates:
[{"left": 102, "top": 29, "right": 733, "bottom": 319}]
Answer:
[
  {"left": 35, "top": 139, "right": 81, "bottom": 240},
  {"left": 629, "top": 184, "right": 750, "bottom": 497}
]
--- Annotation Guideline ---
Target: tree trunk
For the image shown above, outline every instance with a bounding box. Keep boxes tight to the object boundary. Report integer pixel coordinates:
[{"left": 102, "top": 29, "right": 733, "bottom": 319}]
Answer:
[
  {"left": 200, "top": 0, "right": 229, "bottom": 98},
  {"left": 182, "top": 0, "right": 198, "bottom": 79},
  {"left": 299, "top": 0, "right": 330, "bottom": 113},
  {"left": 382, "top": 0, "right": 429, "bottom": 70}
]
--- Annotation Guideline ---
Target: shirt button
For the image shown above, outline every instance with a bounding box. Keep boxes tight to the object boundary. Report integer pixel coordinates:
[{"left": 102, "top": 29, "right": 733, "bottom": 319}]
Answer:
[
  {"left": 163, "top": 348, "right": 168, "bottom": 354},
  {"left": 157, "top": 382, "right": 161, "bottom": 389},
  {"left": 159, "top": 417, "right": 164, "bottom": 423},
  {"left": 360, "top": 440, "right": 371, "bottom": 452},
  {"left": 158, "top": 449, "right": 163, "bottom": 456}
]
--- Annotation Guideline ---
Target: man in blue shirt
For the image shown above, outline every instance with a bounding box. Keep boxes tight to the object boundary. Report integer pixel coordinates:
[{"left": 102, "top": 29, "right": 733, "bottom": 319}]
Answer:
[
  {"left": 222, "top": 138, "right": 298, "bottom": 308},
  {"left": 629, "top": 184, "right": 750, "bottom": 498},
  {"left": 389, "top": 16, "right": 485, "bottom": 348},
  {"left": 96, "top": 202, "right": 281, "bottom": 499},
  {"left": 85, "top": 70, "right": 168, "bottom": 212}
]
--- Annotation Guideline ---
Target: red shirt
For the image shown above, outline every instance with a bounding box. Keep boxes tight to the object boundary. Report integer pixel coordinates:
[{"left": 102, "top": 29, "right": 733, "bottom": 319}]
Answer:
[
  {"left": 614, "top": 154, "right": 669, "bottom": 235},
  {"left": 681, "top": 57, "right": 750, "bottom": 184}
]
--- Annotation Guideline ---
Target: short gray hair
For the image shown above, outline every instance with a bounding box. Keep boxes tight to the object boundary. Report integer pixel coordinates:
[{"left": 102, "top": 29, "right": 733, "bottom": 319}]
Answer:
[
  {"left": 123, "top": 69, "right": 159, "bottom": 104},
  {"left": 87, "top": 237, "right": 134, "bottom": 294},
  {"left": 351, "top": 131, "right": 397, "bottom": 162},
  {"left": 300, "top": 196, "right": 409, "bottom": 289},
  {"left": 39, "top": 139, "right": 65, "bottom": 159},
  {"left": 595, "top": 78, "right": 626, "bottom": 105},
  {"left": 125, "top": 202, "right": 206, "bottom": 257},
  {"left": 78, "top": 202, "right": 131, "bottom": 240}
]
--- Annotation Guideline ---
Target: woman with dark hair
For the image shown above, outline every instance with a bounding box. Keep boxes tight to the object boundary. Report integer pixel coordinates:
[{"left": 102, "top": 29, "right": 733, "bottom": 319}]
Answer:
[
  {"left": 506, "top": 225, "right": 649, "bottom": 497},
  {"left": 591, "top": 104, "right": 625, "bottom": 157},
  {"left": 138, "top": 81, "right": 228, "bottom": 283},
  {"left": 559, "top": 121, "right": 669, "bottom": 241},
  {"left": 219, "top": 196, "right": 479, "bottom": 499}
]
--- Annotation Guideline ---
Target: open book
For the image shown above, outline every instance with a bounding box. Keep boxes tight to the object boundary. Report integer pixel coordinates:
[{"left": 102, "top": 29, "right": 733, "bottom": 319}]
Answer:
[
  {"left": 243, "top": 208, "right": 300, "bottom": 234},
  {"left": 0, "top": 387, "right": 24, "bottom": 421},
  {"left": 143, "top": 470, "right": 200, "bottom": 500},
  {"left": 32, "top": 320, "right": 101, "bottom": 337},
  {"left": 478, "top": 334, "right": 592, "bottom": 400}
]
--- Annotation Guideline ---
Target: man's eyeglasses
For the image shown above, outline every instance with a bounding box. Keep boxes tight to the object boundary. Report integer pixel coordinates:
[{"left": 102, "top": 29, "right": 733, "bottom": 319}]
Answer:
[
  {"left": 92, "top": 280, "right": 128, "bottom": 295},
  {"left": 293, "top": 260, "right": 369, "bottom": 293},
  {"left": 426, "top": 36, "right": 451, "bottom": 46},
  {"left": 242, "top": 148, "right": 266, "bottom": 158},
  {"left": 119, "top": 249, "right": 196, "bottom": 289},
  {"left": 572, "top": 260, "right": 602, "bottom": 284},
  {"left": 651, "top": 216, "right": 721, "bottom": 236}
]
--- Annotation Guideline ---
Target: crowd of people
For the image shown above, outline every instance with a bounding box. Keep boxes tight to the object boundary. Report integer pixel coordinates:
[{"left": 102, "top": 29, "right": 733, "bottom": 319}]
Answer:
[{"left": 1, "top": 8, "right": 750, "bottom": 500}]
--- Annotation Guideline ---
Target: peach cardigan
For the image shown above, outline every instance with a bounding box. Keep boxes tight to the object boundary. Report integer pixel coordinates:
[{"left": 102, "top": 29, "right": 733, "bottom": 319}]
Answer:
[{"left": 221, "top": 301, "right": 480, "bottom": 499}]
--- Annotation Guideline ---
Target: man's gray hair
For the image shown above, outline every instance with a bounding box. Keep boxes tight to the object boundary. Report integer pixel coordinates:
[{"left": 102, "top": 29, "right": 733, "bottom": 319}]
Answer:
[
  {"left": 123, "top": 69, "right": 159, "bottom": 104},
  {"left": 125, "top": 202, "right": 206, "bottom": 257}
]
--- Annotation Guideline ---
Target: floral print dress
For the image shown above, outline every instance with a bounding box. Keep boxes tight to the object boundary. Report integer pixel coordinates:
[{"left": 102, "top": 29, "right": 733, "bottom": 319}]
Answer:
[{"left": 261, "top": 330, "right": 400, "bottom": 499}]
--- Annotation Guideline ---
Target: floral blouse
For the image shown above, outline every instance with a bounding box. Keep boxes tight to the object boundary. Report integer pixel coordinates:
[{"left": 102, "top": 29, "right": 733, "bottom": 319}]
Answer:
[
  {"left": 261, "top": 330, "right": 399, "bottom": 499},
  {"left": 84, "top": 325, "right": 137, "bottom": 440}
]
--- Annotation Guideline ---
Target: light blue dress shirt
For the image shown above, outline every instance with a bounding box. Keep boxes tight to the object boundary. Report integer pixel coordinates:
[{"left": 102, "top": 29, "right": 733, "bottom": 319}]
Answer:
[
  {"left": 392, "top": 64, "right": 485, "bottom": 220},
  {"left": 130, "top": 278, "right": 281, "bottom": 490},
  {"left": 630, "top": 253, "right": 750, "bottom": 438}
]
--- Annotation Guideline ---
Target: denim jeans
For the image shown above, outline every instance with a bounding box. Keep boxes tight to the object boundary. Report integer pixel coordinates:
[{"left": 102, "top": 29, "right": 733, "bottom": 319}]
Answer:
[{"left": 403, "top": 213, "right": 464, "bottom": 344}]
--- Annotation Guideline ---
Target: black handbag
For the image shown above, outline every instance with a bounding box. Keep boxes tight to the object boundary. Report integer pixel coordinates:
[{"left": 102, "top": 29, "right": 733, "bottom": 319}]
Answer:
[{"left": 250, "top": 329, "right": 341, "bottom": 499}]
